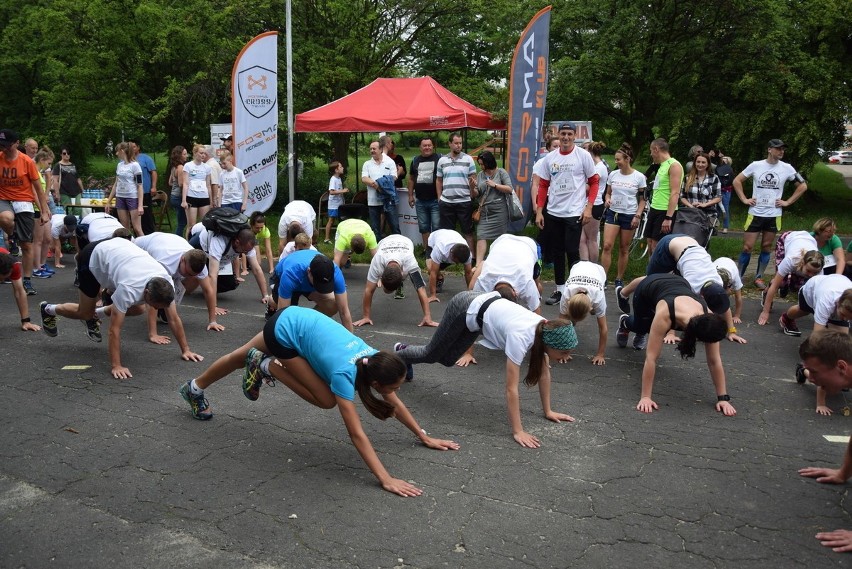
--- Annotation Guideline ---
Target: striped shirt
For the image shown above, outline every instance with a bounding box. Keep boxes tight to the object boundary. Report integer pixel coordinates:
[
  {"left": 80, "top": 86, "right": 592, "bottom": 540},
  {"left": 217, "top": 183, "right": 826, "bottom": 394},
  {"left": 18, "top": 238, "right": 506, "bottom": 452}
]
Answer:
[{"left": 437, "top": 153, "right": 475, "bottom": 202}]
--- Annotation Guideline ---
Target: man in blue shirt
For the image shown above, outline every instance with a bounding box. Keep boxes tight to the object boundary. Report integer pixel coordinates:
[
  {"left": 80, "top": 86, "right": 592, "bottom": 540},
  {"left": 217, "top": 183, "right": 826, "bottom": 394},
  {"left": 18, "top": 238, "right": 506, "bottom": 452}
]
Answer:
[
  {"left": 271, "top": 250, "right": 353, "bottom": 331},
  {"left": 130, "top": 139, "right": 158, "bottom": 234}
]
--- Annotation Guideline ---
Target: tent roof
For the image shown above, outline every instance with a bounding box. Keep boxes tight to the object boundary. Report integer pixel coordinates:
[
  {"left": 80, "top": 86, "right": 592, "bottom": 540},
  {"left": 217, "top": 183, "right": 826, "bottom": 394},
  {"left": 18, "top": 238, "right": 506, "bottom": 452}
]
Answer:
[{"left": 295, "top": 77, "right": 505, "bottom": 133}]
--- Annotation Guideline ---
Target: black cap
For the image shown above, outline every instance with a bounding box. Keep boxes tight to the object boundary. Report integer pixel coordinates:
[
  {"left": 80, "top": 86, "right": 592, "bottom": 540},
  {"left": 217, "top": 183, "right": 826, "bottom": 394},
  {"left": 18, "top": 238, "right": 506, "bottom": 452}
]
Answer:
[
  {"left": 702, "top": 282, "right": 731, "bottom": 315},
  {"left": 309, "top": 254, "right": 335, "bottom": 294},
  {"left": 558, "top": 122, "right": 577, "bottom": 133},
  {"left": 0, "top": 129, "right": 19, "bottom": 148},
  {"left": 768, "top": 139, "right": 786, "bottom": 149},
  {"left": 63, "top": 215, "right": 78, "bottom": 227}
]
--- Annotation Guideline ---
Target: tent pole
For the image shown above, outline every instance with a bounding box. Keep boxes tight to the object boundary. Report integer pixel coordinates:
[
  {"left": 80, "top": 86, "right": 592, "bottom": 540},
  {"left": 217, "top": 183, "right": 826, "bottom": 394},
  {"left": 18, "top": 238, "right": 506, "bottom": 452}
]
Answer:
[{"left": 286, "top": 0, "right": 295, "bottom": 202}]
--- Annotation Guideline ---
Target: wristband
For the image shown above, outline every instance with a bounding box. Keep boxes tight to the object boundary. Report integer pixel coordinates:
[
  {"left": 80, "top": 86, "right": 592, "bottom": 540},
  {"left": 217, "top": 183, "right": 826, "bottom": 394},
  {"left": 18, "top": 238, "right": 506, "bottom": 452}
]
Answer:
[
  {"left": 717, "top": 394, "right": 731, "bottom": 402},
  {"left": 21, "top": 317, "right": 31, "bottom": 323},
  {"left": 664, "top": 215, "right": 673, "bottom": 220},
  {"left": 728, "top": 326, "right": 737, "bottom": 334}
]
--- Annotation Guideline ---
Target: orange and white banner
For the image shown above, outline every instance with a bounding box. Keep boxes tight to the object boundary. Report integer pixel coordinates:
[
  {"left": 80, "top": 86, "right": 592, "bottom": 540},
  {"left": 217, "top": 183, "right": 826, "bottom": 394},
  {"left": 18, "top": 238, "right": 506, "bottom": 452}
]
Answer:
[{"left": 232, "top": 31, "right": 278, "bottom": 214}]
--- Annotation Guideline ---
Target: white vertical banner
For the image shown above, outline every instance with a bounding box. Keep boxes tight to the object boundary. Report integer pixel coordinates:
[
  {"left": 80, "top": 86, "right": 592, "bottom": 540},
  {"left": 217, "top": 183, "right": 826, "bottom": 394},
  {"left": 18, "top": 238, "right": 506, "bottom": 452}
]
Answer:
[{"left": 232, "top": 31, "right": 278, "bottom": 214}]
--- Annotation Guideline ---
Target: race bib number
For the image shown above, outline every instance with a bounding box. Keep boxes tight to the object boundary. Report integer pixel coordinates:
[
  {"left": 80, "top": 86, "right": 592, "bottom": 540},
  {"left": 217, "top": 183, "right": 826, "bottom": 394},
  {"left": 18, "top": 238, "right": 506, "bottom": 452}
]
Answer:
[
  {"left": 754, "top": 189, "right": 775, "bottom": 207},
  {"left": 12, "top": 201, "right": 34, "bottom": 214},
  {"left": 552, "top": 182, "right": 571, "bottom": 195},
  {"left": 611, "top": 195, "right": 625, "bottom": 208}
]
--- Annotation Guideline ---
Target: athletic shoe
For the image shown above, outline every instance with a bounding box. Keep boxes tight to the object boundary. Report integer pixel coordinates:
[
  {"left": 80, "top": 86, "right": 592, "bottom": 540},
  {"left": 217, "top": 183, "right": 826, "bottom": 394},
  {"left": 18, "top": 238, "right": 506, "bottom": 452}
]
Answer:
[
  {"left": 83, "top": 318, "right": 102, "bottom": 342},
  {"left": 394, "top": 283, "right": 405, "bottom": 299},
  {"left": 615, "top": 286, "right": 631, "bottom": 314},
  {"left": 394, "top": 342, "right": 414, "bottom": 381},
  {"left": 323, "top": 239, "right": 332, "bottom": 244},
  {"left": 23, "top": 279, "right": 36, "bottom": 296},
  {"left": 779, "top": 313, "right": 801, "bottom": 337},
  {"left": 754, "top": 278, "right": 767, "bottom": 290},
  {"left": 179, "top": 381, "right": 212, "bottom": 420},
  {"left": 795, "top": 362, "right": 807, "bottom": 384},
  {"left": 779, "top": 285, "right": 789, "bottom": 299},
  {"left": 614, "top": 278, "right": 624, "bottom": 289},
  {"left": 1, "top": 279, "right": 10, "bottom": 284},
  {"left": 544, "top": 290, "right": 561, "bottom": 305},
  {"left": 633, "top": 333, "right": 648, "bottom": 350},
  {"left": 40, "top": 264, "right": 55, "bottom": 275},
  {"left": 243, "top": 347, "right": 271, "bottom": 401},
  {"left": 40, "top": 301, "right": 57, "bottom": 337},
  {"left": 32, "top": 269, "right": 52, "bottom": 279},
  {"left": 616, "top": 314, "right": 630, "bottom": 348},
  {"left": 436, "top": 274, "right": 445, "bottom": 294},
  {"left": 8, "top": 241, "right": 20, "bottom": 256},
  {"left": 157, "top": 308, "right": 168, "bottom": 324}
]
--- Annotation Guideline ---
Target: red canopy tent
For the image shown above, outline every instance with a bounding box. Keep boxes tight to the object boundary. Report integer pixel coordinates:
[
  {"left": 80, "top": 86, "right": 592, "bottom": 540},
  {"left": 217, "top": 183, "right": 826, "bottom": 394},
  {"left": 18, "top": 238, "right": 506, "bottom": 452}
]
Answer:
[{"left": 295, "top": 77, "right": 505, "bottom": 132}]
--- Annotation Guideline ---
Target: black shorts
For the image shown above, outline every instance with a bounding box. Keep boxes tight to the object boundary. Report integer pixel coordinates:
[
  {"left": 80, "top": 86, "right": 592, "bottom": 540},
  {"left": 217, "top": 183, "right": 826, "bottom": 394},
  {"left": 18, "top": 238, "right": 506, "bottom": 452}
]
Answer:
[
  {"left": 744, "top": 215, "right": 780, "bottom": 234},
  {"left": 76, "top": 240, "right": 104, "bottom": 298},
  {"left": 263, "top": 309, "right": 300, "bottom": 359},
  {"left": 590, "top": 203, "right": 605, "bottom": 221},
  {"left": 644, "top": 208, "right": 675, "bottom": 242},
  {"left": 438, "top": 200, "right": 473, "bottom": 235},
  {"left": 186, "top": 196, "right": 211, "bottom": 208},
  {"left": 12, "top": 211, "right": 35, "bottom": 244},
  {"left": 796, "top": 288, "right": 814, "bottom": 314}
]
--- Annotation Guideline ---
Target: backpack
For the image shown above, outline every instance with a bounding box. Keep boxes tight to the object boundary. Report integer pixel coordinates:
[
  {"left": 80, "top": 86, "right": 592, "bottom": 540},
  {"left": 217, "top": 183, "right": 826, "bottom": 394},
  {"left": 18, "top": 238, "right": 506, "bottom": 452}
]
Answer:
[{"left": 201, "top": 207, "right": 250, "bottom": 238}]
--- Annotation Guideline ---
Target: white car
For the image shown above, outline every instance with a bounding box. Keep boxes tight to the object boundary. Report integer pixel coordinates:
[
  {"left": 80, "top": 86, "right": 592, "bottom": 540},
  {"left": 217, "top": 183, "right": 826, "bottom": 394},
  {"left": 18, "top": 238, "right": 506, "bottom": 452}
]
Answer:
[{"left": 828, "top": 151, "right": 852, "bottom": 164}]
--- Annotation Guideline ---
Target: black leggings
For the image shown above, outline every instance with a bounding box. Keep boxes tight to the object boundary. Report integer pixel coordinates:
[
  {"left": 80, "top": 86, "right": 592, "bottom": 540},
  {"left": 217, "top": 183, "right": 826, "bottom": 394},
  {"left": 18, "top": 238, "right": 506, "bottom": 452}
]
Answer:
[
  {"left": 396, "top": 291, "right": 483, "bottom": 366},
  {"left": 543, "top": 211, "right": 582, "bottom": 285}
]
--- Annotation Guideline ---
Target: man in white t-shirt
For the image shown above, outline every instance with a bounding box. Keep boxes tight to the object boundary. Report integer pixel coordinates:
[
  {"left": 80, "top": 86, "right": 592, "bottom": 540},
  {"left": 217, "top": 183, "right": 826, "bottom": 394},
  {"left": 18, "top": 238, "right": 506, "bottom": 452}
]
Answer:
[
  {"left": 353, "top": 234, "right": 438, "bottom": 328},
  {"left": 276, "top": 199, "right": 316, "bottom": 249},
  {"left": 361, "top": 140, "right": 398, "bottom": 240},
  {"left": 49, "top": 214, "right": 78, "bottom": 265},
  {"left": 534, "top": 122, "right": 600, "bottom": 306},
  {"left": 78, "top": 212, "right": 124, "bottom": 247},
  {"left": 203, "top": 146, "right": 222, "bottom": 208},
  {"left": 134, "top": 232, "right": 225, "bottom": 334},
  {"left": 470, "top": 234, "right": 542, "bottom": 312},
  {"left": 783, "top": 274, "right": 852, "bottom": 332},
  {"left": 426, "top": 229, "right": 473, "bottom": 301},
  {"left": 39, "top": 237, "right": 204, "bottom": 379},
  {"left": 733, "top": 139, "right": 807, "bottom": 289},
  {"left": 190, "top": 224, "right": 270, "bottom": 308}
]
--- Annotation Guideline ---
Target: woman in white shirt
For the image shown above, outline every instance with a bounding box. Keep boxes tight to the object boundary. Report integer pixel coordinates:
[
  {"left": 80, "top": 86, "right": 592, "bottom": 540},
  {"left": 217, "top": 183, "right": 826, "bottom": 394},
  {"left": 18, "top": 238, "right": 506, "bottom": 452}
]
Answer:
[
  {"left": 106, "top": 141, "right": 144, "bottom": 236},
  {"left": 601, "top": 143, "right": 646, "bottom": 288},
  {"left": 758, "top": 230, "right": 824, "bottom": 327},
  {"left": 181, "top": 143, "right": 212, "bottom": 239}
]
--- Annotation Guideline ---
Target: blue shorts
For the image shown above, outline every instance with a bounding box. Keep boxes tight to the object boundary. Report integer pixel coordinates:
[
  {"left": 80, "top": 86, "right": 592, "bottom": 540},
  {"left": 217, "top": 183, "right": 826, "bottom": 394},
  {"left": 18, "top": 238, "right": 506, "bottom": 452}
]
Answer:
[
  {"left": 604, "top": 208, "right": 637, "bottom": 230},
  {"left": 328, "top": 209, "right": 339, "bottom": 218},
  {"left": 116, "top": 196, "right": 139, "bottom": 211}
]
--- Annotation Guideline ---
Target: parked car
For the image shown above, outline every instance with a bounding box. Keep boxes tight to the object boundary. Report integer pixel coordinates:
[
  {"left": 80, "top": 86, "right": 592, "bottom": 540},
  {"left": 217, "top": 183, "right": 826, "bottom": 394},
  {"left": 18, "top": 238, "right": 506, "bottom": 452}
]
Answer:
[{"left": 828, "top": 151, "right": 852, "bottom": 164}]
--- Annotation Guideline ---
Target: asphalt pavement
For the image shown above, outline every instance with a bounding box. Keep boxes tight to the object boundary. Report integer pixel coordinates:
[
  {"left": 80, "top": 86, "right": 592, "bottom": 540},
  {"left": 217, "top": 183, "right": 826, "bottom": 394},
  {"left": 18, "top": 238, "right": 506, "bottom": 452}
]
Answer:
[{"left": 2, "top": 258, "right": 851, "bottom": 568}]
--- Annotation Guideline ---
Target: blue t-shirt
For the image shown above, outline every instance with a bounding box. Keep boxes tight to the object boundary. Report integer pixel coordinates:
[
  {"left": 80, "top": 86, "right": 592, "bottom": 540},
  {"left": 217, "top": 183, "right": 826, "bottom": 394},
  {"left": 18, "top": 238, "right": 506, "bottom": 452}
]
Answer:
[
  {"left": 137, "top": 153, "right": 157, "bottom": 194},
  {"left": 274, "top": 249, "right": 346, "bottom": 299},
  {"left": 273, "top": 307, "right": 376, "bottom": 400}
]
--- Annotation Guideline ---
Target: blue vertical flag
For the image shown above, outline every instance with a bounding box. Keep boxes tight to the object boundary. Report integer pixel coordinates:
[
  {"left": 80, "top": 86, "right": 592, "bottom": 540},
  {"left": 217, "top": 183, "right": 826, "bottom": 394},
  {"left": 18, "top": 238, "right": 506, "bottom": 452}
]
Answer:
[{"left": 507, "top": 6, "right": 551, "bottom": 232}]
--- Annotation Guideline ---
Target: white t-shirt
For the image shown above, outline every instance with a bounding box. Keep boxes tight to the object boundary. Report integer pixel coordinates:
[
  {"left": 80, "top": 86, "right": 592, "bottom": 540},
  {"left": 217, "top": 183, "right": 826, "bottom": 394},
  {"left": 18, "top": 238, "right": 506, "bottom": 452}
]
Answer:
[
  {"left": 800, "top": 274, "right": 852, "bottom": 326},
  {"left": 361, "top": 155, "right": 397, "bottom": 207},
  {"left": 561, "top": 261, "right": 607, "bottom": 317},
  {"left": 206, "top": 158, "right": 222, "bottom": 189},
  {"left": 195, "top": 225, "right": 256, "bottom": 265},
  {"left": 741, "top": 159, "right": 803, "bottom": 217},
  {"left": 115, "top": 161, "right": 143, "bottom": 199},
  {"left": 607, "top": 170, "right": 647, "bottom": 215},
  {"left": 593, "top": 161, "right": 607, "bottom": 206},
  {"left": 778, "top": 231, "right": 819, "bottom": 277},
  {"left": 83, "top": 213, "right": 124, "bottom": 242},
  {"left": 428, "top": 229, "right": 471, "bottom": 265},
  {"left": 134, "top": 232, "right": 209, "bottom": 282},
  {"left": 277, "top": 200, "right": 316, "bottom": 239},
  {"left": 539, "top": 146, "right": 597, "bottom": 218},
  {"left": 714, "top": 256, "right": 743, "bottom": 292},
  {"left": 219, "top": 168, "right": 246, "bottom": 205},
  {"left": 88, "top": 238, "right": 171, "bottom": 314},
  {"left": 466, "top": 292, "right": 545, "bottom": 366},
  {"left": 677, "top": 244, "right": 723, "bottom": 292},
  {"left": 328, "top": 176, "right": 345, "bottom": 209},
  {"left": 474, "top": 235, "right": 540, "bottom": 311},
  {"left": 183, "top": 161, "right": 211, "bottom": 198},
  {"left": 367, "top": 235, "right": 420, "bottom": 284},
  {"left": 50, "top": 214, "right": 74, "bottom": 239},
  {"left": 279, "top": 241, "right": 317, "bottom": 260}
]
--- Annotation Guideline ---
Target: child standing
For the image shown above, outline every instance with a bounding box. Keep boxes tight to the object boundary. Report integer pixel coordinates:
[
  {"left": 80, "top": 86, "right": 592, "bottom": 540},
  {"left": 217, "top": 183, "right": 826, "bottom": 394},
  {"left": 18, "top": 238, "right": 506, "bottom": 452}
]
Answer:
[{"left": 324, "top": 161, "right": 348, "bottom": 244}]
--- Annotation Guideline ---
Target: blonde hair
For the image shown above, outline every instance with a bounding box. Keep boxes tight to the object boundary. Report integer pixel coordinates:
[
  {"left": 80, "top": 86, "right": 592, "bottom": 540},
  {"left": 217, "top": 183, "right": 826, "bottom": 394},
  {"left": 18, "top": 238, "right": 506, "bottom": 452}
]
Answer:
[
  {"left": 116, "top": 141, "right": 137, "bottom": 162},
  {"left": 563, "top": 293, "right": 592, "bottom": 323},
  {"left": 812, "top": 217, "right": 836, "bottom": 235},
  {"left": 795, "top": 250, "right": 825, "bottom": 273},
  {"left": 294, "top": 232, "right": 311, "bottom": 250}
]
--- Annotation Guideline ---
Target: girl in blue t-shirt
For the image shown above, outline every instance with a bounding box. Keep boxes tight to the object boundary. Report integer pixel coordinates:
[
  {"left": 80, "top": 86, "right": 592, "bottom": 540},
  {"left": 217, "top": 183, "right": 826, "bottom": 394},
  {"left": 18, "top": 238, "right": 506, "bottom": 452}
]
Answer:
[{"left": 179, "top": 306, "right": 459, "bottom": 497}]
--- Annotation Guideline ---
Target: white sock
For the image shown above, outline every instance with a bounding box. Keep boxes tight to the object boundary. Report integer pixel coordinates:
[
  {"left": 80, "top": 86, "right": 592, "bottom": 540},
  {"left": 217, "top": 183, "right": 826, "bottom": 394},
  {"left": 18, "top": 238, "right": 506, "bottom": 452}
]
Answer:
[
  {"left": 189, "top": 379, "right": 203, "bottom": 394},
  {"left": 95, "top": 307, "right": 108, "bottom": 319},
  {"left": 45, "top": 304, "right": 57, "bottom": 316},
  {"left": 260, "top": 358, "right": 272, "bottom": 376},
  {"left": 558, "top": 283, "right": 566, "bottom": 295}
]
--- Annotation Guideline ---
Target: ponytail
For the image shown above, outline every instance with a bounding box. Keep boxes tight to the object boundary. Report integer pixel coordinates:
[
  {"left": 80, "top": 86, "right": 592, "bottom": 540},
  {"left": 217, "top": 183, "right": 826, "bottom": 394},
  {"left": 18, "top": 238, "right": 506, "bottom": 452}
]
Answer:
[
  {"left": 353, "top": 352, "right": 406, "bottom": 420},
  {"left": 524, "top": 321, "right": 547, "bottom": 387},
  {"left": 523, "top": 318, "right": 576, "bottom": 387}
]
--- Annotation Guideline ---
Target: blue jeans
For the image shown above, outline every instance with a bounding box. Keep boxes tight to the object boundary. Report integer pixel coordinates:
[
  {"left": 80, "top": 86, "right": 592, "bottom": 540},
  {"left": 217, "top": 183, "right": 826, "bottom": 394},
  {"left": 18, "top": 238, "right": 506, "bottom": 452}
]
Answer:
[
  {"left": 414, "top": 198, "right": 440, "bottom": 234},
  {"left": 645, "top": 234, "right": 678, "bottom": 275},
  {"left": 170, "top": 192, "right": 187, "bottom": 237},
  {"left": 369, "top": 202, "right": 401, "bottom": 240},
  {"left": 368, "top": 205, "right": 384, "bottom": 240},
  {"left": 720, "top": 190, "right": 732, "bottom": 228}
]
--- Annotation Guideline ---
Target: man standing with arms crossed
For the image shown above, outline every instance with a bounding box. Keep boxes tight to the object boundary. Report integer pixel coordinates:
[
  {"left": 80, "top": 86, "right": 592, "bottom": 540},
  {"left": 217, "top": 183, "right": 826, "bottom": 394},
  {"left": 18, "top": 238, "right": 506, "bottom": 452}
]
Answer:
[
  {"left": 437, "top": 133, "right": 478, "bottom": 254},
  {"left": 733, "top": 139, "right": 807, "bottom": 289}
]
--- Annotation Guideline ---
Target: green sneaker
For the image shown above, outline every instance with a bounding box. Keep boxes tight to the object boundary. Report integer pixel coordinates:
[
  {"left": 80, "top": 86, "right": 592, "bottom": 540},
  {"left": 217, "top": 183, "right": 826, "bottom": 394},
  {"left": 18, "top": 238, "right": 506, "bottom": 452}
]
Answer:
[
  {"left": 243, "top": 348, "right": 272, "bottom": 401},
  {"left": 179, "top": 381, "right": 212, "bottom": 420},
  {"left": 394, "top": 283, "right": 405, "bottom": 299},
  {"left": 84, "top": 318, "right": 102, "bottom": 342},
  {"left": 40, "top": 302, "right": 57, "bottom": 337}
]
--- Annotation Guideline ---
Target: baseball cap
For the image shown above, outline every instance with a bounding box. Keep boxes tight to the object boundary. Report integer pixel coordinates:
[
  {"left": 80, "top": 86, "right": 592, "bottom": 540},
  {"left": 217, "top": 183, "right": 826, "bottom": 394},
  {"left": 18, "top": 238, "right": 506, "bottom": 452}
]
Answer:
[
  {"left": 0, "top": 129, "right": 19, "bottom": 148},
  {"left": 220, "top": 134, "right": 233, "bottom": 141},
  {"left": 558, "top": 122, "right": 577, "bottom": 133},
  {"left": 63, "top": 215, "right": 78, "bottom": 228},
  {"left": 701, "top": 282, "right": 731, "bottom": 315},
  {"left": 768, "top": 139, "right": 786, "bottom": 149},
  {"left": 309, "top": 254, "right": 335, "bottom": 294}
]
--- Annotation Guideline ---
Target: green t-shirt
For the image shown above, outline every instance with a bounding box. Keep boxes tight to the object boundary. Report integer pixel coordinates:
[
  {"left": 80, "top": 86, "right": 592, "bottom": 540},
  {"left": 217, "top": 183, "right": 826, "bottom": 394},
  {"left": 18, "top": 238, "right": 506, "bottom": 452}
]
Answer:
[
  {"left": 811, "top": 231, "right": 842, "bottom": 257},
  {"left": 334, "top": 219, "right": 377, "bottom": 252},
  {"left": 255, "top": 225, "right": 271, "bottom": 240},
  {"left": 650, "top": 157, "right": 683, "bottom": 212}
]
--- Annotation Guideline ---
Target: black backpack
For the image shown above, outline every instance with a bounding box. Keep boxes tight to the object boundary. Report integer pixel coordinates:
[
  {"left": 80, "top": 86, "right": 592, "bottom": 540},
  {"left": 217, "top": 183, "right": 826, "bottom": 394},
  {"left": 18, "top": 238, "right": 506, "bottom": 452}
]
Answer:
[{"left": 201, "top": 207, "right": 250, "bottom": 238}]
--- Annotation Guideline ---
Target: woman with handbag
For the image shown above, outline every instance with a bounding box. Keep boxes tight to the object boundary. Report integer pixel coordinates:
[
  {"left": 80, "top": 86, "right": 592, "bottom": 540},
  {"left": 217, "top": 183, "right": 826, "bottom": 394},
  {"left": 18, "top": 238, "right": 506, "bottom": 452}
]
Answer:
[{"left": 473, "top": 151, "right": 514, "bottom": 264}]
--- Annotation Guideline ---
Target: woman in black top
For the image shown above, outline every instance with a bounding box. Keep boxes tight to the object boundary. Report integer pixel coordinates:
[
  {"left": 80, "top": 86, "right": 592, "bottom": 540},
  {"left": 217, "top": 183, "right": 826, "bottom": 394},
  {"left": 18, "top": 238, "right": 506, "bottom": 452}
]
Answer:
[{"left": 51, "top": 146, "right": 85, "bottom": 213}]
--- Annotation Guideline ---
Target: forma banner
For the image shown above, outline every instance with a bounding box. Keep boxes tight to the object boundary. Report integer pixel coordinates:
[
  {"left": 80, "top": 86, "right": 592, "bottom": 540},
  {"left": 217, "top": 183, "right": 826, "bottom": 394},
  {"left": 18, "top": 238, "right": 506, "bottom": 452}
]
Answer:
[
  {"left": 232, "top": 31, "right": 278, "bottom": 214},
  {"left": 506, "top": 6, "right": 551, "bottom": 232}
]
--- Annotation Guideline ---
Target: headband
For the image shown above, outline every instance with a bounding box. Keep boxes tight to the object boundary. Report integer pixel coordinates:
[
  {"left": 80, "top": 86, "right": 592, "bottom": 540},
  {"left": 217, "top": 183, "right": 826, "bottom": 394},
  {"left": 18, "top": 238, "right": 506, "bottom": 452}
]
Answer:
[{"left": 542, "top": 323, "right": 578, "bottom": 351}]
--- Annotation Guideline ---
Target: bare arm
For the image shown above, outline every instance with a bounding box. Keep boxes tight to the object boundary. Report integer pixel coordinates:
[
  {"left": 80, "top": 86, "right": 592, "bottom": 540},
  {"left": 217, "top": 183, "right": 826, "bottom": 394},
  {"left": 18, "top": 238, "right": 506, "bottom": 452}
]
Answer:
[
  {"left": 779, "top": 181, "right": 808, "bottom": 208},
  {"left": 591, "top": 315, "right": 608, "bottom": 365},
  {"left": 637, "top": 312, "right": 669, "bottom": 412},
  {"left": 381, "top": 390, "right": 459, "bottom": 450},
  {"left": 353, "top": 281, "right": 378, "bottom": 326},
  {"left": 336, "top": 291, "right": 354, "bottom": 331},
  {"left": 705, "top": 342, "right": 735, "bottom": 416},
  {"left": 108, "top": 310, "right": 130, "bottom": 379}
]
